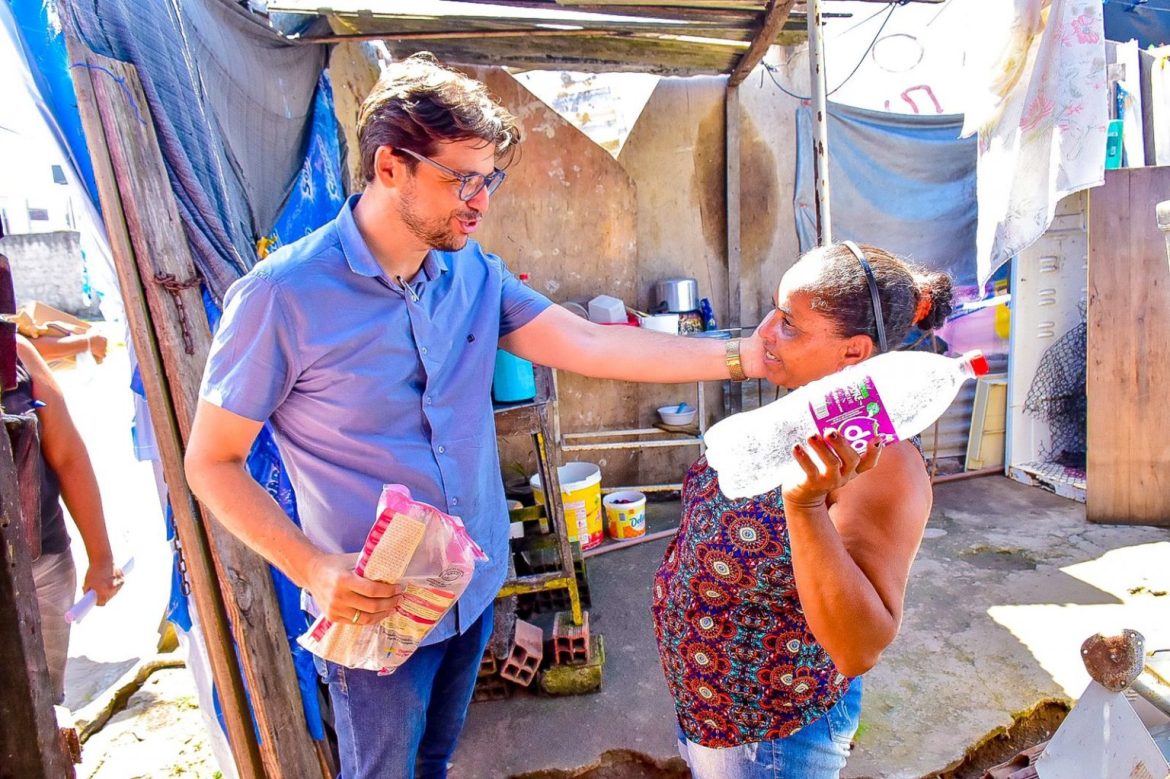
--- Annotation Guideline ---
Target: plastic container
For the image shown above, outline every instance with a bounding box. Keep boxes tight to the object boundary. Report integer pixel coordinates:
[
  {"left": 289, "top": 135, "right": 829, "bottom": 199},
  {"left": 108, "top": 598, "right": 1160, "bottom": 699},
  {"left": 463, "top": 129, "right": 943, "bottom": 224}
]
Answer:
[
  {"left": 603, "top": 490, "right": 647, "bottom": 540},
  {"left": 530, "top": 462, "right": 603, "bottom": 549},
  {"left": 658, "top": 404, "right": 697, "bottom": 426},
  {"left": 638, "top": 313, "right": 680, "bottom": 334},
  {"left": 704, "top": 350, "right": 990, "bottom": 498},
  {"left": 588, "top": 295, "right": 628, "bottom": 324},
  {"left": 493, "top": 349, "right": 537, "bottom": 403}
]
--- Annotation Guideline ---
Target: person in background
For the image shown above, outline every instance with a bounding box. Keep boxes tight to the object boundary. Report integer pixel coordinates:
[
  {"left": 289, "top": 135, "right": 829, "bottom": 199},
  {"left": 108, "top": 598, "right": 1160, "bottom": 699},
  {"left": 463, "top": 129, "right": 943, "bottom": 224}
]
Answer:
[
  {"left": 25, "top": 327, "right": 108, "bottom": 365},
  {"left": 652, "top": 242, "right": 953, "bottom": 779},
  {"left": 185, "top": 52, "right": 767, "bottom": 779},
  {"left": 2, "top": 334, "right": 123, "bottom": 702}
]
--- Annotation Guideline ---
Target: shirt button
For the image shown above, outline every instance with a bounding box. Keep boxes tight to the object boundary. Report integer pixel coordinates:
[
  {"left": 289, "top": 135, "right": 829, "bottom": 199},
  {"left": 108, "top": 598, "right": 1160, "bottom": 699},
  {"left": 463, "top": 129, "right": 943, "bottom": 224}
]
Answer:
[
  {"left": 420, "top": 346, "right": 429, "bottom": 356},
  {"left": 438, "top": 445, "right": 446, "bottom": 454},
  {"left": 451, "top": 497, "right": 460, "bottom": 506},
  {"left": 426, "top": 396, "right": 433, "bottom": 405}
]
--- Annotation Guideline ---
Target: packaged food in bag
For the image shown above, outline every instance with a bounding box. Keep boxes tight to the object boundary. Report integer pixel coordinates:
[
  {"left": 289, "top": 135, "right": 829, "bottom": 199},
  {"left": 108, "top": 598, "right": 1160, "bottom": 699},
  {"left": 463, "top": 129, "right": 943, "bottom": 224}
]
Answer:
[{"left": 298, "top": 484, "right": 488, "bottom": 674}]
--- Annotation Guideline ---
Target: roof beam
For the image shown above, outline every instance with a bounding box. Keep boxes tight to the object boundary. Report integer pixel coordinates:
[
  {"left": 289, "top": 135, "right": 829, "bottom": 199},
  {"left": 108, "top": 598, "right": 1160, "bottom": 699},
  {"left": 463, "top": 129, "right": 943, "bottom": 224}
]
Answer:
[{"left": 728, "top": 0, "right": 795, "bottom": 86}]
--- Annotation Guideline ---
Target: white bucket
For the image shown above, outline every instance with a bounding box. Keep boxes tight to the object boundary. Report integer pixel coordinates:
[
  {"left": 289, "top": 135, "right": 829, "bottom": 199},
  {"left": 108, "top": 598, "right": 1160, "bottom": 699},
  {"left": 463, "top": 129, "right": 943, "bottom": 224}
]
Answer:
[{"left": 530, "top": 462, "right": 603, "bottom": 549}]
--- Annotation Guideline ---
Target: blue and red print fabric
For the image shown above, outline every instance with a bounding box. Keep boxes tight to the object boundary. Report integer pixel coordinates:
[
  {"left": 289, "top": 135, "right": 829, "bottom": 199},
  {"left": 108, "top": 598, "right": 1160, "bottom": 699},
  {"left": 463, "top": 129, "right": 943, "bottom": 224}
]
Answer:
[{"left": 651, "top": 457, "right": 850, "bottom": 748}]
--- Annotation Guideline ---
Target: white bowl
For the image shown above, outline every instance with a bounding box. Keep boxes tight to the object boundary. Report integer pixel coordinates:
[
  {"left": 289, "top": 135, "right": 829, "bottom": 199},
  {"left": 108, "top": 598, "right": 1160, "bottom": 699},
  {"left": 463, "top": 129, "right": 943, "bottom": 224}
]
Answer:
[
  {"left": 638, "top": 313, "right": 680, "bottom": 334},
  {"left": 658, "top": 405, "right": 698, "bottom": 426}
]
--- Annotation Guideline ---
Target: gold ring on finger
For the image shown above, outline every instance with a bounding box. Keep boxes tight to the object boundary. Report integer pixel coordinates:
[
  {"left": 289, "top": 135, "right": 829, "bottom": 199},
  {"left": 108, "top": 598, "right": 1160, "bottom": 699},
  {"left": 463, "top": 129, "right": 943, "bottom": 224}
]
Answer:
[{"left": 351, "top": 610, "right": 360, "bottom": 624}]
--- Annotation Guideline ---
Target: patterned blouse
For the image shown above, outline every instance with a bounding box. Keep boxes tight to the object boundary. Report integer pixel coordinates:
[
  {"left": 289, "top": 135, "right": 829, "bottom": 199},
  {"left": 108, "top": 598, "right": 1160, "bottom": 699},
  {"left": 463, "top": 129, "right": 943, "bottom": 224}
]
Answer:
[{"left": 651, "top": 456, "right": 851, "bottom": 748}]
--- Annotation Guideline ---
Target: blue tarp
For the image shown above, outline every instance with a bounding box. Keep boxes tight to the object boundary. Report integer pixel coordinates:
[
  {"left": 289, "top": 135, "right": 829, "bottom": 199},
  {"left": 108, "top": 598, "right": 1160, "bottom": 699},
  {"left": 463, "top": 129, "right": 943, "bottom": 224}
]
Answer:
[
  {"left": 1105, "top": 0, "right": 1170, "bottom": 47},
  {"left": 795, "top": 102, "right": 978, "bottom": 289},
  {"left": 63, "top": 0, "right": 324, "bottom": 301}
]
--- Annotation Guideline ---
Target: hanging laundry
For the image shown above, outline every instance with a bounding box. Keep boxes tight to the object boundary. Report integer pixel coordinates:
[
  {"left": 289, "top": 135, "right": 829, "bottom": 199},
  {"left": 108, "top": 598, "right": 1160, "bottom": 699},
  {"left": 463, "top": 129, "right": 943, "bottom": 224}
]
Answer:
[{"left": 961, "top": 0, "right": 1108, "bottom": 286}]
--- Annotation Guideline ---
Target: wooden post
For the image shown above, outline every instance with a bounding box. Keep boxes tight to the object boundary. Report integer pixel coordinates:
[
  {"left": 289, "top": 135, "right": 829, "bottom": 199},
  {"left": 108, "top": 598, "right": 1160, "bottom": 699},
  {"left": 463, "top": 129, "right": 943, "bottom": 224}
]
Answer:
[
  {"left": 64, "top": 31, "right": 321, "bottom": 778},
  {"left": 725, "top": 83, "right": 743, "bottom": 415},
  {"left": 807, "top": 0, "right": 832, "bottom": 245},
  {"left": 0, "top": 418, "right": 73, "bottom": 778}
]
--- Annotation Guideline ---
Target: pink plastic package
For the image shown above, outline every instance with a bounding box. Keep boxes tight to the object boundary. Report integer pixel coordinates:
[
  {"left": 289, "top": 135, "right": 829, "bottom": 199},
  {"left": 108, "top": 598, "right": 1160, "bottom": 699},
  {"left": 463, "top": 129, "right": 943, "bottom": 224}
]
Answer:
[{"left": 298, "top": 485, "right": 487, "bottom": 674}]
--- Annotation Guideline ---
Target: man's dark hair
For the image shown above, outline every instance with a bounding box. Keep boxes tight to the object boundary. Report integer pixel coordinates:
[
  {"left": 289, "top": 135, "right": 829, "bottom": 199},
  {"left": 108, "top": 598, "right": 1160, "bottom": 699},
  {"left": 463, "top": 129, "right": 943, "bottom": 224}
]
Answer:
[{"left": 357, "top": 52, "right": 522, "bottom": 184}]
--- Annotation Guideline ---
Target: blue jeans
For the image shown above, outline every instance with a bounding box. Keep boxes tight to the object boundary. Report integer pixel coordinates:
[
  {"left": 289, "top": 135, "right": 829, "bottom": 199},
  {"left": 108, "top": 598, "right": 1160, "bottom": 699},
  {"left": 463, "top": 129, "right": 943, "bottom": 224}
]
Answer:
[
  {"left": 677, "top": 678, "right": 863, "bottom": 779},
  {"left": 316, "top": 603, "right": 493, "bottom": 779}
]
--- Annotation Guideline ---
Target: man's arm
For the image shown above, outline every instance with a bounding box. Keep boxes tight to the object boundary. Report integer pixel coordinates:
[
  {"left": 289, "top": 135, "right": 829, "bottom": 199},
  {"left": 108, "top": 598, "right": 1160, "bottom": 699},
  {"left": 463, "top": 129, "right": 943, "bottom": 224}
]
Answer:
[
  {"left": 185, "top": 400, "right": 400, "bottom": 625},
  {"left": 500, "top": 304, "right": 766, "bottom": 383},
  {"left": 16, "top": 336, "right": 121, "bottom": 603}
]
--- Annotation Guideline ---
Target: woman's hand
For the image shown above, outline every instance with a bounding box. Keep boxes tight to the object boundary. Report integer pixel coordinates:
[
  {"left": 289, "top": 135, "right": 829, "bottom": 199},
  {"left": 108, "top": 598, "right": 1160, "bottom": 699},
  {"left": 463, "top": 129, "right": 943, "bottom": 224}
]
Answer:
[{"left": 782, "top": 428, "right": 884, "bottom": 510}]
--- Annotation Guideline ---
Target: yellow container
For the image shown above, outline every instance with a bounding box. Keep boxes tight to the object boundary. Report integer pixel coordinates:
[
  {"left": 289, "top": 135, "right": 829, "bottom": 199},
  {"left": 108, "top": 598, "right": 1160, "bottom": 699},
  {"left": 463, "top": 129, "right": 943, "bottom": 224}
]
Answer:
[
  {"left": 530, "top": 462, "right": 603, "bottom": 550},
  {"left": 603, "top": 490, "right": 647, "bottom": 540}
]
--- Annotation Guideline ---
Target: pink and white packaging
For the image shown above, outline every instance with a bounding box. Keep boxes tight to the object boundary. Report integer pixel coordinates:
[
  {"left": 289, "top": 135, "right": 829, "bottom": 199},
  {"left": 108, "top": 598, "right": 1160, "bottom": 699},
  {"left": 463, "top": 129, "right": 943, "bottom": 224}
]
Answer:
[{"left": 298, "top": 485, "right": 487, "bottom": 674}]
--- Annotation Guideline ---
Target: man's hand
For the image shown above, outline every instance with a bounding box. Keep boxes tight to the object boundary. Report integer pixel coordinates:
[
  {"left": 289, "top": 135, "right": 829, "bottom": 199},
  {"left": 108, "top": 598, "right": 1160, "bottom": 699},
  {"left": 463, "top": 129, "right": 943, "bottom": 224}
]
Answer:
[
  {"left": 305, "top": 552, "right": 402, "bottom": 625},
  {"left": 84, "top": 559, "right": 125, "bottom": 606},
  {"left": 740, "top": 329, "right": 767, "bottom": 379}
]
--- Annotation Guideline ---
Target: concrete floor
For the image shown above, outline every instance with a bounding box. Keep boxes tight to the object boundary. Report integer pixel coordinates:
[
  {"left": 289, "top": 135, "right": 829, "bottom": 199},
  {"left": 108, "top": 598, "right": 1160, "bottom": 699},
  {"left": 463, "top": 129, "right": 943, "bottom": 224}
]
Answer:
[{"left": 451, "top": 476, "right": 1170, "bottom": 779}]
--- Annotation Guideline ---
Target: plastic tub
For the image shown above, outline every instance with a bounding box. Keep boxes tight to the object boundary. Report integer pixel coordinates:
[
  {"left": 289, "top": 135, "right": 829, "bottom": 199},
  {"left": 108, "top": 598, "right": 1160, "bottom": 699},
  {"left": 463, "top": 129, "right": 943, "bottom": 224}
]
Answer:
[
  {"left": 603, "top": 490, "right": 647, "bottom": 540},
  {"left": 530, "top": 462, "right": 603, "bottom": 549}
]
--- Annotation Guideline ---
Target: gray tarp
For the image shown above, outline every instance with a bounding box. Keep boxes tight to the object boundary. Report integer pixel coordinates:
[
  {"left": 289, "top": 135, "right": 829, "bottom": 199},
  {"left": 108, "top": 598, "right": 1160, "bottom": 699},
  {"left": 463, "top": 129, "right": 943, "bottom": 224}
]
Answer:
[
  {"left": 65, "top": 0, "right": 324, "bottom": 300},
  {"left": 795, "top": 102, "right": 978, "bottom": 288}
]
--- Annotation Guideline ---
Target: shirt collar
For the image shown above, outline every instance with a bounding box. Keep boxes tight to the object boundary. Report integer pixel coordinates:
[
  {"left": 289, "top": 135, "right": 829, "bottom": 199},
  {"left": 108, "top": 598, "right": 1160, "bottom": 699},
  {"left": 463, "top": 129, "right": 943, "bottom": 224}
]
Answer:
[{"left": 336, "top": 194, "right": 450, "bottom": 283}]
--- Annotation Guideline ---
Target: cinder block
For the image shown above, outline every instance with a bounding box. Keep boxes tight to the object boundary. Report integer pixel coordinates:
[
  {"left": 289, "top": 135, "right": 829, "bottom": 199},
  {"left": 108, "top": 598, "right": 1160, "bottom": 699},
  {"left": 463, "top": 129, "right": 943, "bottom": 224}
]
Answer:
[
  {"left": 540, "top": 634, "right": 605, "bottom": 696},
  {"left": 471, "top": 672, "right": 512, "bottom": 702},
  {"left": 553, "top": 610, "right": 591, "bottom": 665},
  {"left": 499, "top": 618, "right": 544, "bottom": 687},
  {"left": 478, "top": 648, "right": 498, "bottom": 678}
]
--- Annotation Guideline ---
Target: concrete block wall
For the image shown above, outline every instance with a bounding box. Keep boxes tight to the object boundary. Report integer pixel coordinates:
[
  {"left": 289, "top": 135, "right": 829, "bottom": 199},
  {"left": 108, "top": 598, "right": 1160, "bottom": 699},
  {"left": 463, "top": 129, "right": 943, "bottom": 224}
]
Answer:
[{"left": 0, "top": 230, "right": 100, "bottom": 318}]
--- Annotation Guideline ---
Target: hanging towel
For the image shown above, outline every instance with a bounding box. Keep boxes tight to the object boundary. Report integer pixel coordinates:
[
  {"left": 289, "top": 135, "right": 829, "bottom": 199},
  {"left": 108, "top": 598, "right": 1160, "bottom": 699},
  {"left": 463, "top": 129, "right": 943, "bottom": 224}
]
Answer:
[{"left": 962, "top": 0, "right": 1108, "bottom": 287}]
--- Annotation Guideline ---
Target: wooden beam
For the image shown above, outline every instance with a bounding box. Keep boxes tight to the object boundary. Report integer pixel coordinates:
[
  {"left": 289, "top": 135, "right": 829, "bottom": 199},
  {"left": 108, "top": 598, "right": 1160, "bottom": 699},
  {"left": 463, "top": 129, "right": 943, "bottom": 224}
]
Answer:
[
  {"left": 0, "top": 415, "right": 73, "bottom": 778},
  {"left": 74, "top": 47, "right": 322, "bottom": 777},
  {"left": 725, "top": 85, "right": 743, "bottom": 415},
  {"left": 728, "top": 0, "right": 796, "bottom": 86},
  {"left": 61, "top": 32, "right": 268, "bottom": 779}
]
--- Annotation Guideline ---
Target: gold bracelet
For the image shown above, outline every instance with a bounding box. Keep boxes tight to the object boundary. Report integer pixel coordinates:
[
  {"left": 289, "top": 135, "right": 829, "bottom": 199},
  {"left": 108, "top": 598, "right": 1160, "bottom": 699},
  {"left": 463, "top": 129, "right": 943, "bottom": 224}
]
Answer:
[{"left": 724, "top": 338, "right": 747, "bottom": 382}]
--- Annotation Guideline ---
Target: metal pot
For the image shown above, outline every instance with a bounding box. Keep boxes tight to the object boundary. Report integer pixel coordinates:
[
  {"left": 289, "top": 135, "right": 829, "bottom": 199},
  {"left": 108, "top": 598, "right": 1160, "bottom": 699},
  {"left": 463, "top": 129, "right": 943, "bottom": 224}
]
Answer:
[{"left": 654, "top": 277, "right": 699, "bottom": 313}]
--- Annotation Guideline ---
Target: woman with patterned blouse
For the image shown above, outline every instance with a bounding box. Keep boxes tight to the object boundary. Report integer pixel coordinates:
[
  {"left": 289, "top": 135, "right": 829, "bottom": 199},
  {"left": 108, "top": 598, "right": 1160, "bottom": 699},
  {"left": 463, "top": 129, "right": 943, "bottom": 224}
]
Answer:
[{"left": 652, "top": 242, "right": 954, "bottom": 778}]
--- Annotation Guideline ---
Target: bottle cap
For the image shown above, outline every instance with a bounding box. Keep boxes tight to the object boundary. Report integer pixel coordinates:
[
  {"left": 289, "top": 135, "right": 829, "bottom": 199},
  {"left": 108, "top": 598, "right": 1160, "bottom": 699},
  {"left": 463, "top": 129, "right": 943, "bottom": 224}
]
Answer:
[{"left": 963, "top": 350, "right": 990, "bottom": 377}]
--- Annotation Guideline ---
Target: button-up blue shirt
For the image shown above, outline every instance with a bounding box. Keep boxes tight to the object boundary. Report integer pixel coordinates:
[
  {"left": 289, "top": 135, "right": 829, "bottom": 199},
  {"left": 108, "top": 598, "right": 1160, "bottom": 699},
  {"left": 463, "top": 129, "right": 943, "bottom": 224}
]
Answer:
[{"left": 200, "top": 194, "right": 551, "bottom": 643}]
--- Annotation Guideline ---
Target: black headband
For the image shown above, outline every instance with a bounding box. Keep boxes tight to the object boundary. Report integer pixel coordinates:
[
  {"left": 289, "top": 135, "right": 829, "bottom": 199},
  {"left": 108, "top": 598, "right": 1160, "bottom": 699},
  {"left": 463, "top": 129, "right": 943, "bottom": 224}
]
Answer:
[{"left": 842, "top": 240, "right": 888, "bottom": 354}]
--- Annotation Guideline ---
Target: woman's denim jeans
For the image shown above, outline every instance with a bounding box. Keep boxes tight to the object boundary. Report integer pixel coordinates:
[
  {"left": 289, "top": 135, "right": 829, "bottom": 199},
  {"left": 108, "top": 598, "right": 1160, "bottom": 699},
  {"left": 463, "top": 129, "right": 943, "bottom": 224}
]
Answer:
[{"left": 677, "top": 677, "right": 863, "bottom": 779}]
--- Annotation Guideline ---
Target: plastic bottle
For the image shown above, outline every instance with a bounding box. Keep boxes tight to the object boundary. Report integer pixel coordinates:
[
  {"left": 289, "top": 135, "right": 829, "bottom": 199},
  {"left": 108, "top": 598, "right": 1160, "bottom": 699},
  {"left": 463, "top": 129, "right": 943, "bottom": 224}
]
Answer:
[
  {"left": 492, "top": 273, "right": 538, "bottom": 403},
  {"left": 704, "top": 350, "right": 990, "bottom": 498}
]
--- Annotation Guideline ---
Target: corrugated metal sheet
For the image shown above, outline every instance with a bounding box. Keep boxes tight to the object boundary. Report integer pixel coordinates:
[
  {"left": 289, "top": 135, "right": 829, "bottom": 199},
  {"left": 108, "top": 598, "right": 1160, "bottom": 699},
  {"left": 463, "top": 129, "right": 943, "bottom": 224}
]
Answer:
[{"left": 920, "top": 352, "right": 1009, "bottom": 462}]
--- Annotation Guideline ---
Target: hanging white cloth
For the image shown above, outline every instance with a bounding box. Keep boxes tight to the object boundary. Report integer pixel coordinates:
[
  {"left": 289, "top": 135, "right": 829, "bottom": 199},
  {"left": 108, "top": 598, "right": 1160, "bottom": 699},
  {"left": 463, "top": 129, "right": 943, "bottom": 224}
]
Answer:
[{"left": 961, "top": 0, "right": 1108, "bottom": 287}]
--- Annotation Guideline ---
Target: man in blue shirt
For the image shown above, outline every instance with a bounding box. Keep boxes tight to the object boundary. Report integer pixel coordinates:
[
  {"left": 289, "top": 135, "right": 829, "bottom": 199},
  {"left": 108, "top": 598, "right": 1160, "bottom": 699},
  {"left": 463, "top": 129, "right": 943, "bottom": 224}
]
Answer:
[{"left": 186, "top": 52, "right": 765, "bottom": 779}]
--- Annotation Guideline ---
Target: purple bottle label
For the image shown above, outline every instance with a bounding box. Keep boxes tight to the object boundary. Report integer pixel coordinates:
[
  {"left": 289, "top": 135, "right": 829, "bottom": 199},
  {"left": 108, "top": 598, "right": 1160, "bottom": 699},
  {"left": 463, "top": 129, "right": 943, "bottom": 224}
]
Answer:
[{"left": 807, "top": 376, "right": 898, "bottom": 453}]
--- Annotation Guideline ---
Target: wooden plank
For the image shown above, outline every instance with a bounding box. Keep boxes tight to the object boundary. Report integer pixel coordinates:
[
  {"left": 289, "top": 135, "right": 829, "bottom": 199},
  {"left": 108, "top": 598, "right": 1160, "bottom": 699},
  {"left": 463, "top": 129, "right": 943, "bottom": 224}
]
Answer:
[
  {"left": 81, "top": 51, "right": 321, "bottom": 776},
  {"left": 0, "top": 421, "right": 73, "bottom": 778},
  {"left": 383, "top": 35, "right": 745, "bottom": 76},
  {"left": 1086, "top": 166, "right": 1170, "bottom": 526},
  {"left": 725, "top": 85, "right": 742, "bottom": 331},
  {"left": 61, "top": 32, "right": 267, "bottom": 779},
  {"left": 729, "top": 0, "right": 797, "bottom": 86},
  {"left": 725, "top": 84, "right": 743, "bottom": 414}
]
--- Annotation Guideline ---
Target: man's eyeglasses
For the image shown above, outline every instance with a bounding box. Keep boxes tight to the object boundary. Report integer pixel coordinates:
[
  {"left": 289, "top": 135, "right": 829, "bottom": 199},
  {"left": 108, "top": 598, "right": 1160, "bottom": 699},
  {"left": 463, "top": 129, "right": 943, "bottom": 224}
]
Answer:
[{"left": 397, "top": 148, "right": 507, "bottom": 202}]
